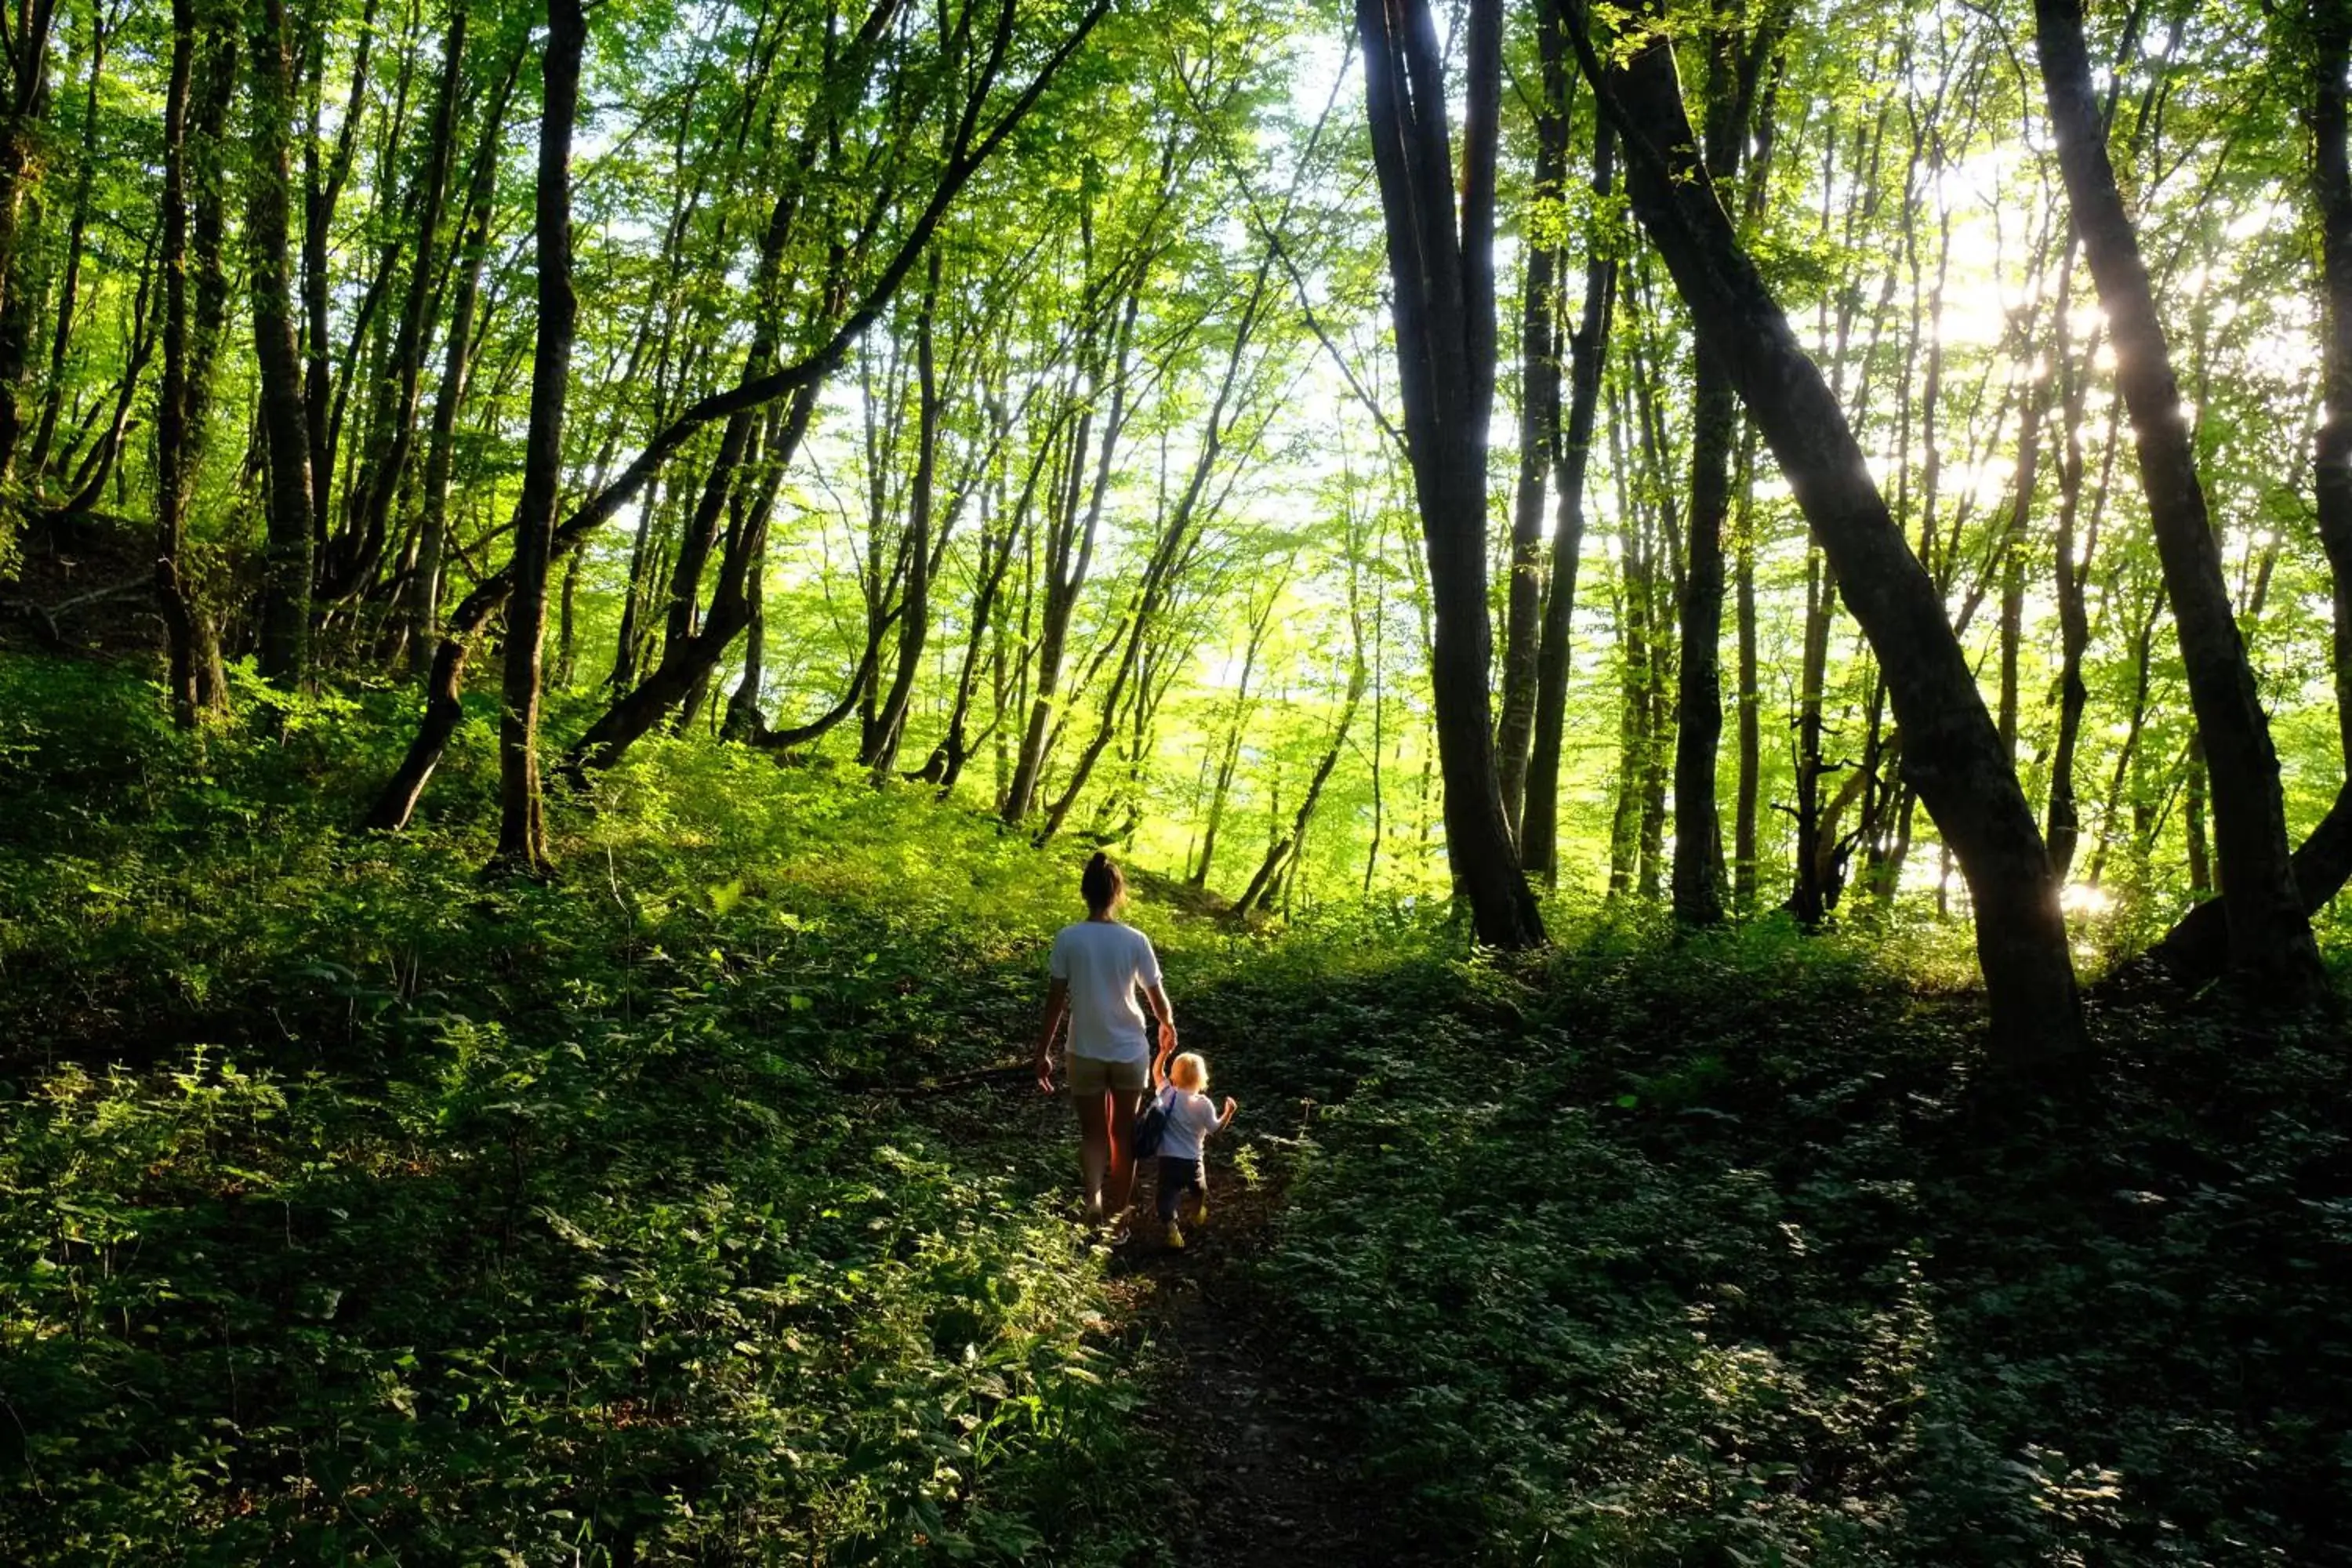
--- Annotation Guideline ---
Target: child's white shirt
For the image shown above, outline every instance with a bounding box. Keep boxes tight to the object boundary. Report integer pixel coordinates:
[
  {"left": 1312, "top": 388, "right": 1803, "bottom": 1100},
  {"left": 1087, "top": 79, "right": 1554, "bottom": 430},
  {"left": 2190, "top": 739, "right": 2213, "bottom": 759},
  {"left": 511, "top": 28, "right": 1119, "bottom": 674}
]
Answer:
[{"left": 1155, "top": 1085, "right": 1223, "bottom": 1161}]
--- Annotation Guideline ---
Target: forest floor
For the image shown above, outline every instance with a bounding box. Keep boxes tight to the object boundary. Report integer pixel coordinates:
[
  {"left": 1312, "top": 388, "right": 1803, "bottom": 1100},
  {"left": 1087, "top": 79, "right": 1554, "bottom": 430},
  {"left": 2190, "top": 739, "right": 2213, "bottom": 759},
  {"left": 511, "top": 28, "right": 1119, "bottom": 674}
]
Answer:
[
  {"left": 9, "top": 654, "right": 2352, "bottom": 1566},
  {"left": 1108, "top": 1156, "right": 1405, "bottom": 1567}
]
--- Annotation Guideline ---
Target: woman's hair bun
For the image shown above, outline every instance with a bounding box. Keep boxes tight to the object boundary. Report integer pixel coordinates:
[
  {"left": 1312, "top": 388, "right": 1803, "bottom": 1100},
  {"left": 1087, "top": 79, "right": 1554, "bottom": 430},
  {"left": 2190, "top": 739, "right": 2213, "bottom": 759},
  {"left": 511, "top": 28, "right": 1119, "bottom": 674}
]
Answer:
[{"left": 1080, "top": 851, "right": 1125, "bottom": 912}]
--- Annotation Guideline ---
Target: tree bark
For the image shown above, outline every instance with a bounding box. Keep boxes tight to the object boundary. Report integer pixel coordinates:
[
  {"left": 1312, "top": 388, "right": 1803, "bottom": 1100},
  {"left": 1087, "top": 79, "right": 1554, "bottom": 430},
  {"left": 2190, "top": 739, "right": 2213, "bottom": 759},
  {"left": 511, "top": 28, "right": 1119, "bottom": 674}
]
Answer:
[
  {"left": 297, "top": 0, "right": 376, "bottom": 551},
  {"left": 0, "top": 0, "right": 60, "bottom": 483},
  {"left": 1494, "top": 2, "right": 1573, "bottom": 838},
  {"left": 325, "top": 5, "right": 463, "bottom": 604},
  {"left": 1005, "top": 271, "right": 1146, "bottom": 822},
  {"left": 865, "top": 256, "right": 942, "bottom": 779},
  {"left": 1573, "top": 0, "right": 2083, "bottom": 1062},
  {"left": 2046, "top": 340, "right": 2103, "bottom": 880},
  {"left": 2314, "top": 0, "right": 2352, "bottom": 774},
  {"left": 1731, "top": 418, "right": 1761, "bottom": 911},
  {"left": 246, "top": 0, "right": 316, "bottom": 687},
  {"left": 1522, "top": 117, "right": 1617, "bottom": 886},
  {"left": 1356, "top": 0, "right": 1544, "bottom": 947},
  {"left": 406, "top": 47, "right": 517, "bottom": 675},
  {"left": 1668, "top": 0, "right": 1774, "bottom": 928},
  {"left": 26, "top": 0, "right": 109, "bottom": 485},
  {"left": 158, "top": 0, "right": 212, "bottom": 728},
  {"left": 492, "top": 0, "right": 585, "bottom": 874},
  {"left": 2036, "top": 0, "right": 2325, "bottom": 1002}
]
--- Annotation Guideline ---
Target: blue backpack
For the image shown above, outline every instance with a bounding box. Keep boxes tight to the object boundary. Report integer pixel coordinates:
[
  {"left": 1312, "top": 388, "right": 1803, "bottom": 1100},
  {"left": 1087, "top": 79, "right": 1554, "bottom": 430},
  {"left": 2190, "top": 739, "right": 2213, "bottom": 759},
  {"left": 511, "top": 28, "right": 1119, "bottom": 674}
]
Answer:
[{"left": 1131, "top": 1088, "right": 1171, "bottom": 1160}]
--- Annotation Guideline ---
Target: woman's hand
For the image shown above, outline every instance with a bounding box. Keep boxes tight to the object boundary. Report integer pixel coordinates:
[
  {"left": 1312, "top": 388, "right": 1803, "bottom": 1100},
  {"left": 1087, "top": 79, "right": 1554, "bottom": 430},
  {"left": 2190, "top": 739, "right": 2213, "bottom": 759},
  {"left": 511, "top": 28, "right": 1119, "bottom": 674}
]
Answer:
[{"left": 1034, "top": 1051, "right": 1055, "bottom": 1096}]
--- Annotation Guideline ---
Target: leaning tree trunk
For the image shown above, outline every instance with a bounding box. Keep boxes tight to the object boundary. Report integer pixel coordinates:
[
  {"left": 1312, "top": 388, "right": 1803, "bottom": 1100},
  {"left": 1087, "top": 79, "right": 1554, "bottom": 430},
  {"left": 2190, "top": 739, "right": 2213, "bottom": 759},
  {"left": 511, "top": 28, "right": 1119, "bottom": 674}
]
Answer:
[
  {"left": 1574, "top": 0, "right": 2083, "bottom": 1062},
  {"left": 245, "top": 0, "right": 315, "bottom": 688},
  {"left": 1356, "top": 0, "right": 1544, "bottom": 948},
  {"left": 492, "top": 0, "right": 585, "bottom": 875},
  {"left": 2037, "top": 0, "right": 2325, "bottom": 1004}
]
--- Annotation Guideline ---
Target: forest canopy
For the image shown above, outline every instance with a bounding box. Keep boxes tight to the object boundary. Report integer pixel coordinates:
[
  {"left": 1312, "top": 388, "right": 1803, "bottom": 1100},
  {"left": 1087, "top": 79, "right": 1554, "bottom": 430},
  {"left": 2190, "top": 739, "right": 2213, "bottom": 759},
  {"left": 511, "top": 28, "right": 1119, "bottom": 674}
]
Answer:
[{"left": 2, "top": 0, "right": 2344, "bottom": 1005}]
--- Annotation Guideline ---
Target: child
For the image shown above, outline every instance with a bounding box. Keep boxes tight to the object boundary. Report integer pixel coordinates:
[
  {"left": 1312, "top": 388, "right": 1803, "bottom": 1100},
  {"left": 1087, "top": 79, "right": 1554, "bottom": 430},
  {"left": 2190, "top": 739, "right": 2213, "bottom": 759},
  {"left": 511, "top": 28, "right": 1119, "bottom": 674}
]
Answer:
[{"left": 1149, "top": 1037, "right": 1236, "bottom": 1250}]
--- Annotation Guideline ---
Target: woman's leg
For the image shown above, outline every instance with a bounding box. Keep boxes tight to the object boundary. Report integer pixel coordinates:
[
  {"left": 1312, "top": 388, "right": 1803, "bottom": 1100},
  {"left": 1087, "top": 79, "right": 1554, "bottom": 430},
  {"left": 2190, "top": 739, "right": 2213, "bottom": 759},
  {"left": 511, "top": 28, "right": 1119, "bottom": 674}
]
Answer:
[
  {"left": 1105, "top": 1091, "right": 1143, "bottom": 1214},
  {"left": 1074, "top": 1091, "right": 1111, "bottom": 1218}
]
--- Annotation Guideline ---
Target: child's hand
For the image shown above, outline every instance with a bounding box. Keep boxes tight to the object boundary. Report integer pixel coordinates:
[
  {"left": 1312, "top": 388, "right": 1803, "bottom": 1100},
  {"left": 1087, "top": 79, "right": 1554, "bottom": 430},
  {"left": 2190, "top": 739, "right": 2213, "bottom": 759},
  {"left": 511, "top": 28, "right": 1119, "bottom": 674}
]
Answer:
[{"left": 1221, "top": 1096, "right": 1237, "bottom": 1120}]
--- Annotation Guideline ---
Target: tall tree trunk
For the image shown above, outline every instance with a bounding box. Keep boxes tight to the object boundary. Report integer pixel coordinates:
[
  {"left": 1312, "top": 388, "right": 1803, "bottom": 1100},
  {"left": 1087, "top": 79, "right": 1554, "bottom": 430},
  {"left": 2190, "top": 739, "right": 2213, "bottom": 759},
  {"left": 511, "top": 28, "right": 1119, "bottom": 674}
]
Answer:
[
  {"left": 158, "top": 0, "right": 212, "bottom": 727},
  {"left": 1494, "top": 2, "right": 1573, "bottom": 837},
  {"left": 298, "top": 0, "right": 377, "bottom": 550},
  {"left": 407, "top": 49, "right": 517, "bottom": 674},
  {"left": 865, "top": 256, "right": 942, "bottom": 779},
  {"left": 2036, "top": 0, "right": 2324, "bottom": 1002},
  {"left": 721, "top": 523, "right": 768, "bottom": 742},
  {"left": 493, "top": 0, "right": 585, "bottom": 873},
  {"left": 1574, "top": 0, "right": 2084, "bottom": 1062},
  {"left": 1998, "top": 246, "right": 2065, "bottom": 757},
  {"left": 920, "top": 410, "right": 1049, "bottom": 792},
  {"left": 327, "top": 5, "right": 463, "bottom": 604},
  {"left": 1236, "top": 655, "right": 1367, "bottom": 919},
  {"left": 2314, "top": 0, "right": 2352, "bottom": 775},
  {"left": 2046, "top": 347, "right": 2105, "bottom": 880},
  {"left": 1731, "top": 418, "right": 1761, "bottom": 911},
  {"left": 1193, "top": 576, "right": 1283, "bottom": 888},
  {"left": 1356, "top": 0, "right": 1544, "bottom": 947},
  {"left": 247, "top": 0, "right": 315, "bottom": 687},
  {"left": 0, "top": 0, "right": 59, "bottom": 483},
  {"left": 1035, "top": 255, "right": 1275, "bottom": 847},
  {"left": 1668, "top": 0, "right": 1773, "bottom": 927},
  {"left": 1523, "top": 122, "right": 1617, "bottom": 885},
  {"left": 1005, "top": 282, "right": 1143, "bottom": 821},
  {"left": 27, "top": 0, "right": 107, "bottom": 484}
]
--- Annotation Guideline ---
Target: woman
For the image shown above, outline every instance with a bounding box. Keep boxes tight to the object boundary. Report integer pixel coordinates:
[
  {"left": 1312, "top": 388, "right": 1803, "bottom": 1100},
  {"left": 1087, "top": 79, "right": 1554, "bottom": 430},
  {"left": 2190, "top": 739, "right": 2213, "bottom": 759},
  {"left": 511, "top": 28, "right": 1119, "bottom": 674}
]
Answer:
[{"left": 1033, "top": 851, "right": 1175, "bottom": 1231}]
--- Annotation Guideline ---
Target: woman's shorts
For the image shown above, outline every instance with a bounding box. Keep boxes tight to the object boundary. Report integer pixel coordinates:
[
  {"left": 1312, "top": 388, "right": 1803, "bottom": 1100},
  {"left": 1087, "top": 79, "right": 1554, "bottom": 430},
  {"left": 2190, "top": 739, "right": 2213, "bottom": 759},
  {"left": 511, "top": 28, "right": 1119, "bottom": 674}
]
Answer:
[
  {"left": 1068, "top": 1054, "right": 1147, "bottom": 1094},
  {"left": 1156, "top": 1156, "right": 1207, "bottom": 1219}
]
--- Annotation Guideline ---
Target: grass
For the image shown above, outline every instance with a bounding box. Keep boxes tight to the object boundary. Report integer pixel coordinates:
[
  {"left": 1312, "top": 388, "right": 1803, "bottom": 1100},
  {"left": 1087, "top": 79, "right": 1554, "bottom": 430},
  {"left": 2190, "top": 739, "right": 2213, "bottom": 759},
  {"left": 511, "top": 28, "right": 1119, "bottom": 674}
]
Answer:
[
  {"left": 0, "top": 655, "right": 1198, "bottom": 1564},
  {"left": 1212, "top": 928, "right": 2352, "bottom": 1566}
]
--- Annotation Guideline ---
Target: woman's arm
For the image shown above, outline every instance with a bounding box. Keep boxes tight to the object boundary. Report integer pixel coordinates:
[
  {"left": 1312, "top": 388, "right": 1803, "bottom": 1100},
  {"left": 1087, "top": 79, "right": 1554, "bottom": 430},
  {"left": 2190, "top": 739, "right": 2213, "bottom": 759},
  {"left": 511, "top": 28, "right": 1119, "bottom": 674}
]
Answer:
[
  {"left": 1143, "top": 982, "right": 1176, "bottom": 1051},
  {"left": 1033, "top": 978, "right": 1069, "bottom": 1094}
]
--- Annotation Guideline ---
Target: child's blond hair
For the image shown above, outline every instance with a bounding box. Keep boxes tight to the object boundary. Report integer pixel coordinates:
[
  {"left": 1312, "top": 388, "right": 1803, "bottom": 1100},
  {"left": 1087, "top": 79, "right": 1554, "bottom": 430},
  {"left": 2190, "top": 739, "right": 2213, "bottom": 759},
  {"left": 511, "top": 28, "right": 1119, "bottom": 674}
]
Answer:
[{"left": 1169, "top": 1051, "right": 1210, "bottom": 1092}]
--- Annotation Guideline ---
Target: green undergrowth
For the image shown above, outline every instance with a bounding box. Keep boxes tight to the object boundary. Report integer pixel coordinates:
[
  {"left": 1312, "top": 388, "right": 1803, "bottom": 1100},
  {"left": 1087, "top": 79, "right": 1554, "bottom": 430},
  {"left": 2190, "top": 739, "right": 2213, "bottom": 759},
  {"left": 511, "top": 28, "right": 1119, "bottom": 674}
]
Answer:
[
  {"left": 1225, "top": 924, "right": 2352, "bottom": 1566},
  {"left": 10, "top": 655, "right": 2352, "bottom": 1566},
  {"left": 0, "top": 655, "right": 1229, "bottom": 1564}
]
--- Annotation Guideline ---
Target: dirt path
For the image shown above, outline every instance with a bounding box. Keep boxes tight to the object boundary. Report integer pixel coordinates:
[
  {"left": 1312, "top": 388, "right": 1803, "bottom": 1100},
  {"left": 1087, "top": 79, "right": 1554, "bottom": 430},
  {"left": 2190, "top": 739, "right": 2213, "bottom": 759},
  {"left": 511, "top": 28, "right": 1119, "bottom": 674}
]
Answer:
[{"left": 1104, "top": 1154, "right": 1422, "bottom": 1568}]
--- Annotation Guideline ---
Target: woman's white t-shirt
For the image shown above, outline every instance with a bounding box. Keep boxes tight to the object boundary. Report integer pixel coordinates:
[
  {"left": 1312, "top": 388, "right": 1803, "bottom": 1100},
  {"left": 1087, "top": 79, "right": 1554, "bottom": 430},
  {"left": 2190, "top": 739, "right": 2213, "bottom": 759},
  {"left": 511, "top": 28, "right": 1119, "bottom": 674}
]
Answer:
[
  {"left": 1048, "top": 919, "right": 1161, "bottom": 1062},
  {"left": 1153, "top": 1085, "right": 1222, "bottom": 1160}
]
